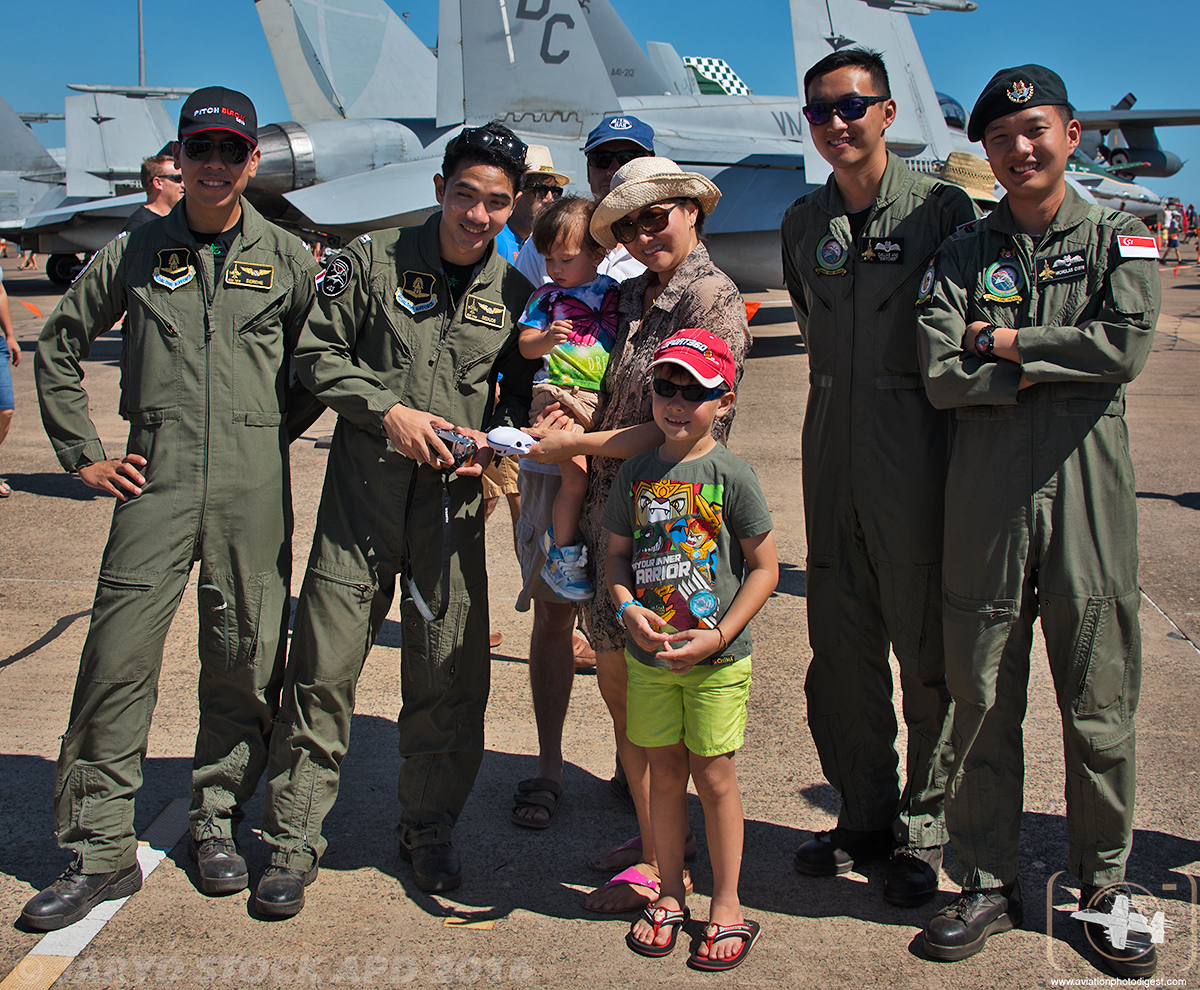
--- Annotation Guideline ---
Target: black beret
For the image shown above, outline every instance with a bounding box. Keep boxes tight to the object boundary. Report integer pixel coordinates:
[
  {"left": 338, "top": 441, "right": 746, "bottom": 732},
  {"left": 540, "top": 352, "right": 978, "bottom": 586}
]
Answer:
[{"left": 967, "top": 64, "right": 1071, "bottom": 143}]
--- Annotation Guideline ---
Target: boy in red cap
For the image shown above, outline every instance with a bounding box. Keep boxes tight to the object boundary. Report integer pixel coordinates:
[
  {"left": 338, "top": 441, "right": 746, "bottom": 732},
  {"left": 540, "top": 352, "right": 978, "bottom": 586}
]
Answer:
[{"left": 601, "top": 329, "right": 777, "bottom": 971}]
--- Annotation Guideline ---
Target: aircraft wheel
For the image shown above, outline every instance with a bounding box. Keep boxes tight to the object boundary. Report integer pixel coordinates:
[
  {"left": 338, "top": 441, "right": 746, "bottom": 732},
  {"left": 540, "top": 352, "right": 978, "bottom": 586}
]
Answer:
[
  {"left": 47, "top": 253, "right": 84, "bottom": 285},
  {"left": 1108, "top": 150, "right": 1130, "bottom": 169}
]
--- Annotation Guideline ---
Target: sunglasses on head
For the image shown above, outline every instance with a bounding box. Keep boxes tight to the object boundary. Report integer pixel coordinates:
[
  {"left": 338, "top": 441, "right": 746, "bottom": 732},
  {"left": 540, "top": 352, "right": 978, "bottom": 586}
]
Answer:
[
  {"left": 586, "top": 148, "right": 650, "bottom": 170},
  {"left": 522, "top": 180, "right": 563, "bottom": 199},
  {"left": 611, "top": 203, "right": 680, "bottom": 244},
  {"left": 652, "top": 377, "right": 726, "bottom": 403},
  {"left": 801, "top": 95, "right": 889, "bottom": 126},
  {"left": 182, "top": 138, "right": 254, "bottom": 165},
  {"left": 453, "top": 126, "right": 528, "bottom": 165}
]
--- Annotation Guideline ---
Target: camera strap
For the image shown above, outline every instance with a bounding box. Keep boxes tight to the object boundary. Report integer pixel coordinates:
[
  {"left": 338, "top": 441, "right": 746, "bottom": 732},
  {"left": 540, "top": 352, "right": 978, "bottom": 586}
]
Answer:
[{"left": 401, "top": 467, "right": 452, "bottom": 623}]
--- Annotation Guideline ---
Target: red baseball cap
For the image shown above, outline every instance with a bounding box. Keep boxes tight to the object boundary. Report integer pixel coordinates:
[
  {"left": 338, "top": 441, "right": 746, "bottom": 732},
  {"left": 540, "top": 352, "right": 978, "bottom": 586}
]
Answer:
[{"left": 650, "top": 329, "right": 735, "bottom": 390}]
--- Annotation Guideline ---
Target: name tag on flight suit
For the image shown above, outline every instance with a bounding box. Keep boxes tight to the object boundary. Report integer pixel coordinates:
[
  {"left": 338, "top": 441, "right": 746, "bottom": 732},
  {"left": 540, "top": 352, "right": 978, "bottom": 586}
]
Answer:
[
  {"left": 225, "top": 262, "right": 274, "bottom": 290},
  {"left": 463, "top": 294, "right": 506, "bottom": 329},
  {"left": 1035, "top": 252, "right": 1087, "bottom": 285}
]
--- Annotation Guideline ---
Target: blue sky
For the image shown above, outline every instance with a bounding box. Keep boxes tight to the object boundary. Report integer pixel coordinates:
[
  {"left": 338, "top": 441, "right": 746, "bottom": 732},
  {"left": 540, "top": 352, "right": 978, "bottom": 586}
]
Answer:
[{"left": 5, "top": 0, "right": 1199, "bottom": 206}]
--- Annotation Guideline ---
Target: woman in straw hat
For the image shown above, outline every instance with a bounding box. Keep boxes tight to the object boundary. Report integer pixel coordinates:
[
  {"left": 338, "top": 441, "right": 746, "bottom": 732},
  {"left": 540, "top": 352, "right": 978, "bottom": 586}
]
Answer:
[{"left": 528, "top": 156, "right": 751, "bottom": 913}]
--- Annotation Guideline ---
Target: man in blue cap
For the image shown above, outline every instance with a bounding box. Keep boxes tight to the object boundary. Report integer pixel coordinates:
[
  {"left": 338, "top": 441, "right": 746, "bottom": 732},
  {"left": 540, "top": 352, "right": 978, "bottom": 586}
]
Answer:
[{"left": 514, "top": 115, "right": 654, "bottom": 287}]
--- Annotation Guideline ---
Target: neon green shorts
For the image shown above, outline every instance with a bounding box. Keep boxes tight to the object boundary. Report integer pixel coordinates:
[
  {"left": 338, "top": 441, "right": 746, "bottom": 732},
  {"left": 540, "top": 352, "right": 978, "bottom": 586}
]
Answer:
[{"left": 625, "top": 652, "right": 752, "bottom": 757}]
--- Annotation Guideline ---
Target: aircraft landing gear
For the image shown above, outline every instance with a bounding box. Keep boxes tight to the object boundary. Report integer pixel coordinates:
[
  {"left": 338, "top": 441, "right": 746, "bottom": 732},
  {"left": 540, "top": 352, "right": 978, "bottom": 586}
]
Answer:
[{"left": 47, "top": 253, "right": 86, "bottom": 286}]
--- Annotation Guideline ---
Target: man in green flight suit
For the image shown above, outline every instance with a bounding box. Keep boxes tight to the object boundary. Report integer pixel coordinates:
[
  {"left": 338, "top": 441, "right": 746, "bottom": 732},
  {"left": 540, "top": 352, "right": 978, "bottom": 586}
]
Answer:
[
  {"left": 918, "top": 66, "right": 1160, "bottom": 978},
  {"left": 254, "top": 122, "right": 537, "bottom": 916},
  {"left": 780, "top": 48, "right": 978, "bottom": 907},
  {"left": 24, "top": 87, "right": 321, "bottom": 930}
]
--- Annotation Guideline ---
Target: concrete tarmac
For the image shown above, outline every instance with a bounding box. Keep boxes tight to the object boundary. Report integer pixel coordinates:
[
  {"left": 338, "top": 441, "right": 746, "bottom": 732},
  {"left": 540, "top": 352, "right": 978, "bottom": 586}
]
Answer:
[{"left": 0, "top": 257, "right": 1196, "bottom": 988}]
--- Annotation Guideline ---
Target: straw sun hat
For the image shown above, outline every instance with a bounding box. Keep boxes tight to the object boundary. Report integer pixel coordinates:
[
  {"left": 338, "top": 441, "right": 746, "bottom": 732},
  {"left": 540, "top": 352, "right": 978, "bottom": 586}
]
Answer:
[
  {"left": 590, "top": 157, "right": 721, "bottom": 250},
  {"left": 939, "top": 151, "right": 1000, "bottom": 204}
]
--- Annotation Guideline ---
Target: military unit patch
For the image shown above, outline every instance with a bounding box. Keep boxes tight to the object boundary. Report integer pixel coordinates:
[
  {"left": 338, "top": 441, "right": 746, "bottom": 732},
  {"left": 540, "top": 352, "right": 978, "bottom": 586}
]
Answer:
[
  {"left": 396, "top": 270, "right": 437, "bottom": 314},
  {"left": 816, "top": 233, "right": 847, "bottom": 276},
  {"left": 152, "top": 248, "right": 196, "bottom": 291},
  {"left": 1007, "top": 79, "right": 1034, "bottom": 104},
  {"left": 861, "top": 237, "right": 904, "bottom": 263},
  {"left": 225, "top": 262, "right": 274, "bottom": 290},
  {"left": 1036, "top": 251, "right": 1087, "bottom": 285},
  {"left": 983, "top": 248, "right": 1024, "bottom": 304},
  {"left": 463, "top": 293, "right": 506, "bottom": 329},
  {"left": 916, "top": 258, "right": 937, "bottom": 306},
  {"left": 321, "top": 255, "right": 354, "bottom": 297}
]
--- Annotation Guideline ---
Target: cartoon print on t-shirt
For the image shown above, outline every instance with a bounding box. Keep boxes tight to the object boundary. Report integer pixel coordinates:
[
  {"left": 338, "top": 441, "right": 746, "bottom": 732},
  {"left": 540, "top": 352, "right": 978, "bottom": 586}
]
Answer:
[{"left": 632, "top": 478, "right": 724, "bottom": 633}]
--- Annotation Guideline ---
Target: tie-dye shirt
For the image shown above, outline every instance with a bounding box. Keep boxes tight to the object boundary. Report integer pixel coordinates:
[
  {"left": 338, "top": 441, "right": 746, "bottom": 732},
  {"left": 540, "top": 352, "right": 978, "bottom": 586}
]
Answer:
[{"left": 520, "top": 274, "right": 619, "bottom": 391}]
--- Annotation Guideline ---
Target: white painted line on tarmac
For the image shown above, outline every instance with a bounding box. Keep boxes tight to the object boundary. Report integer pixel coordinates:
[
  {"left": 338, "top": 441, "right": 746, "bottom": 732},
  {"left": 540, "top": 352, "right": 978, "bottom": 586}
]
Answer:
[
  {"left": 1141, "top": 589, "right": 1200, "bottom": 657},
  {"left": 1, "top": 797, "right": 190, "bottom": 990}
]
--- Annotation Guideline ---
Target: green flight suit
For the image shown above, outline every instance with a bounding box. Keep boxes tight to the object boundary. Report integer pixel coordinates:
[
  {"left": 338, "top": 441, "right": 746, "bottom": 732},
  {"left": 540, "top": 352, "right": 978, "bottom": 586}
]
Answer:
[
  {"left": 261, "top": 215, "right": 535, "bottom": 870},
  {"left": 781, "top": 153, "right": 977, "bottom": 845},
  {"left": 34, "top": 199, "right": 320, "bottom": 871},
  {"left": 917, "top": 188, "right": 1158, "bottom": 888}
]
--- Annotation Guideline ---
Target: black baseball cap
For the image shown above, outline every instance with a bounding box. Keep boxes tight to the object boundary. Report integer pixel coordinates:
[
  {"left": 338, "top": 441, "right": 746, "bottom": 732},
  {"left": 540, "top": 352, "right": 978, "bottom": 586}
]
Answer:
[
  {"left": 967, "top": 65, "right": 1072, "bottom": 143},
  {"left": 179, "top": 87, "right": 258, "bottom": 146}
]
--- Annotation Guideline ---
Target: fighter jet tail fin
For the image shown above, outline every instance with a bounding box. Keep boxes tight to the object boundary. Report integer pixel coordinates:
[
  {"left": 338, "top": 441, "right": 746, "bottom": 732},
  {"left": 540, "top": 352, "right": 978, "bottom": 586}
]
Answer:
[
  {"left": 254, "top": 0, "right": 437, "bottom": 122},
  {"left": 438, "top": 0, "right": 620, "bottom": 138},
  {"left": 64, "top": 92, "right": 177, "bottom": 198},
  {"left": 0, "top": 92, "right": 61, "bottom": 177},
  {"left": 0, "top": 92, "right": 64, "bottom": 224}
]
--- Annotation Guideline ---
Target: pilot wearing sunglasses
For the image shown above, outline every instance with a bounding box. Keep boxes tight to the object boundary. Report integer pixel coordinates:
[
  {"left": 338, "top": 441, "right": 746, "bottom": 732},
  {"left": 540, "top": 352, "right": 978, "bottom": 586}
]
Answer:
[
  {"left": 780, "top": 49, "right": 978, "bottom": 910},
  {"left": 27, "top": 87, "right": 323, "bottom": 932}
]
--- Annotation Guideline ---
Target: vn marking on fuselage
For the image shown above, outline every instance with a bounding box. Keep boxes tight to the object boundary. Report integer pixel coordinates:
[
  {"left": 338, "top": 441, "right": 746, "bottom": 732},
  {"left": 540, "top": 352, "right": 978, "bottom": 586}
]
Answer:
[{"left": 771, "top": 111, "right": 805, "bottom": 137}]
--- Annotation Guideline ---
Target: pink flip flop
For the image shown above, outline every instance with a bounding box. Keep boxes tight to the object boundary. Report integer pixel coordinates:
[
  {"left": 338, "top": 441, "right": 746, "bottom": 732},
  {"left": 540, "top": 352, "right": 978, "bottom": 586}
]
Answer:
[{"left": 582, "top": 865, "right": 693, "bottom": 915}]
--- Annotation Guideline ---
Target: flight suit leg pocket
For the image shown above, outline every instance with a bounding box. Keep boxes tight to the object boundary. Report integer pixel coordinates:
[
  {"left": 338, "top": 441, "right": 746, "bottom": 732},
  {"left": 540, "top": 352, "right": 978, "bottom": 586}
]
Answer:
[
  {"left": 805, "top": 553, "right": 838, "bottom": 655},
  {"left": 1048, "top": 590, "right": 1140, "bottom": 719},
  {"left": 85, "top": 570, "right": 160, "bottom": 683},
  {"left": 942, "top": 588, "right": 1018, "bottom": 711}
]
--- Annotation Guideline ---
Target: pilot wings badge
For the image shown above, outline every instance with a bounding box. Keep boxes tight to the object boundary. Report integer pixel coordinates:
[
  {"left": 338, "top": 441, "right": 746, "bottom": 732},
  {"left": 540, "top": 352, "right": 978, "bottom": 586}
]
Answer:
[{"left": 153, "top": 248, "right": 196, "bottom": 291}]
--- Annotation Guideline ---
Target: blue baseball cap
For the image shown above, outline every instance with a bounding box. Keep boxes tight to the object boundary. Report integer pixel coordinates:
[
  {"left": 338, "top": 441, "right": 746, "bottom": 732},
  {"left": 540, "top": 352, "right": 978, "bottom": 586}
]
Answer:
[{"left": 582, "top": 116, "right": 655, "bottom": 153}]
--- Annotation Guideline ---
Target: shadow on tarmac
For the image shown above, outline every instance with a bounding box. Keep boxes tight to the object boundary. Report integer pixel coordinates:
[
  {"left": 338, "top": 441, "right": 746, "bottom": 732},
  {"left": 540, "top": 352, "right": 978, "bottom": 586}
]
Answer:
[
  {"left": 1137, "top": 490, "right": 1200, "bottom": 510},
  {"left": 746, "top": 334, "right": 806, "bottom": 359},
  {"left": 0, "top": 472, "right": 100, "bottom": 501}
]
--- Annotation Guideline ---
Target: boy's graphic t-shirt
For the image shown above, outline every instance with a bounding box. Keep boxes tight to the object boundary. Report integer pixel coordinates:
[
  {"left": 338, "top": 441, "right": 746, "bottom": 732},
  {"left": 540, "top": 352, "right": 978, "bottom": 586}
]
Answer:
[
  {"left": 520, "top": 274, "right": 618, "bottom": 391},
  {"left": 602, "top": 445, "right": 773, "bottom": 669}
]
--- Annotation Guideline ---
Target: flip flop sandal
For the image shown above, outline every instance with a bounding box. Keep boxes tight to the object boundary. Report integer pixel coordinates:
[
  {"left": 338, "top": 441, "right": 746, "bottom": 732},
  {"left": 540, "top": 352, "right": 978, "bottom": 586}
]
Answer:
[
  {"left": 587, "top": 832, "right": 699, "bottom": 873},
  {"left": 582, "top": 865, "right": 694, "bottom": 914},
  {"left": 0, "top": 480, "right": 11, "bottom": 498},
  {"left": 626, "top": 905, "right": 690, "bottom": 958},
  {"left": 686, "top": 919, "right": 762, "bottom": 972},
  {"left": 510, "top": 778, "right": 563, "bottom": 830}
]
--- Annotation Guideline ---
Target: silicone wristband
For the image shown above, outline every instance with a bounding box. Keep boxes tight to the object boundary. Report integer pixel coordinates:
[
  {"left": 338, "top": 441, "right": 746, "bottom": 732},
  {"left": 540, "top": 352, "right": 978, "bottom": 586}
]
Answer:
[{"left": 615, "top": 599, "right": 635, "bottom": 623}]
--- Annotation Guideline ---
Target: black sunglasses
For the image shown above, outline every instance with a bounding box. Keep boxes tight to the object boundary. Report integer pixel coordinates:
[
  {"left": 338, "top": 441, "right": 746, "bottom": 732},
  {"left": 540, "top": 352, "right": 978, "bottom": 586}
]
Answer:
[
  {"left": 652, "top": 377, "right": 726, "bottom": 403},
  {"left": 452, "top": 126, "right": 528, "bottom": 165},
  {"left": 182, "top": 138, "right": 254, "bottom": 165},
  {"left": 522, "top": 180, "right": 563, "bottom": 199},
  {"left": 611, "top": 203, "right": 679, "bottom": 244},
  {"left": 801, "top": 96, "right": 889, "bottom": 126},
  {"left": 586, "top": 148, "right": 650, "bottom": 170},
  {"left": 156, "top": 173, "right": 183, "bottom": 183}
]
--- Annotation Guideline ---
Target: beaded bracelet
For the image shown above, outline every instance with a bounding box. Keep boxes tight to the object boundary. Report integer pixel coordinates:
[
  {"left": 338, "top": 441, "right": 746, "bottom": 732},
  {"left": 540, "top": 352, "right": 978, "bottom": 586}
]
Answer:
[
  {"left": 715, "top": 626, "right": 728, "bottom": 653},
  {"left": 615, "top": 599, "right": 635, "bottom": 623}
]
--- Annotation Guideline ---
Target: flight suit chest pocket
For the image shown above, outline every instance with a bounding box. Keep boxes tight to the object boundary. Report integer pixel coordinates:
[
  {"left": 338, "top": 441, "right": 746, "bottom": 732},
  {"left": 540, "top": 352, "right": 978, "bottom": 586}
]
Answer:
[
  {"left": 233, "top": 295, "right": 288, "bottom": 420},
  {"left": 122, "top": 299, "right": 183, "bottom": 419}
]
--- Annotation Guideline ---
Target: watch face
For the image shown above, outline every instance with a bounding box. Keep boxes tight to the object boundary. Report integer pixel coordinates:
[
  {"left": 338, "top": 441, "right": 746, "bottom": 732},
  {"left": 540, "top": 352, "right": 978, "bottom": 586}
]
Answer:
[{"left": 976, "top": 329, "right": 993, "bottom": 356}]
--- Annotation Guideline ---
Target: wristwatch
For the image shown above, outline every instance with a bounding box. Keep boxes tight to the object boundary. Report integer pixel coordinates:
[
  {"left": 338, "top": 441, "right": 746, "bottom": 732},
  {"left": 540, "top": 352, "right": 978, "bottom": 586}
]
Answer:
[{"left": 974, "top": 323, "right": 997, "bottom": 359}]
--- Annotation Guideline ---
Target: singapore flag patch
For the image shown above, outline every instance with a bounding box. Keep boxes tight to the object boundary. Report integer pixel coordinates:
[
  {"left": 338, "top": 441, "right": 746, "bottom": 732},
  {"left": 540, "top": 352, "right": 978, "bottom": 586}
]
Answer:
[{"left": 1117, "top": 235, "right": 1159, "bottom": 258}]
